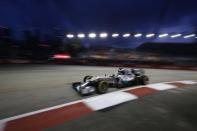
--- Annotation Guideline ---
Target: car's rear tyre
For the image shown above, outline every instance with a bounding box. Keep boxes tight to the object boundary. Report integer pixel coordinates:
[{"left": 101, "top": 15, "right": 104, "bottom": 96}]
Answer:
[
  {"left": 83, "top": 75, "right": 93, "bottom": 82},
  {"left": 97, "top": 81, "right": 109, "bottom": 94},
  {"left": 140, "top": 75, "right": 149, "bottom": 85}
]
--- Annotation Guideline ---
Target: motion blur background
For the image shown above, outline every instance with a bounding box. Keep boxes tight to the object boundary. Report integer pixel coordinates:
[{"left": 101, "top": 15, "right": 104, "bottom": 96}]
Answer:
[
  {"left": 0, "top": 1, "right": 197, "bottom": 130},
  {"left": 0, "top": 0, "right": 197, "bottom": 67}
]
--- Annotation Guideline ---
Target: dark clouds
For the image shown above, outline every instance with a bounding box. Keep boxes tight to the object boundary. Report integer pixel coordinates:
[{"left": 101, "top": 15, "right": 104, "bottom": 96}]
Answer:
[{"left": 0, "top": 0, "right": 196, "bottom": 47}]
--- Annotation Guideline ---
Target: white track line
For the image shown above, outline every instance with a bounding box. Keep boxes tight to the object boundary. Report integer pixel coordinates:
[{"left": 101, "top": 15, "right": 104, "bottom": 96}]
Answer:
[
  {"left": 176, "top": 80, "right": 197, "bottom": 85},
  {"left": 0, "top": 82, "right": 165, "bottom": 122},
  {"left": 84, "top": 92, "right": 137, "bottom": 110},
  {"left": 0, "top": 122, "right": 6, "bottom": 131},
  {"left": 0, "top": 80, "right": 196, "bottom": 131},
  {"left": 148, "top": 83, "right": 177, "bottom": 90},
  {"left": 0, "top": 100, "right": 83, "bottom": 123}
]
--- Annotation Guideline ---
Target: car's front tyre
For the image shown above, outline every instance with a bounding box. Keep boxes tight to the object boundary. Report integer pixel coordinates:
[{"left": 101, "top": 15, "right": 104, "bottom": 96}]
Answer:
[{"left": 96, "top": 81, "right": 109, "bottom": 94}]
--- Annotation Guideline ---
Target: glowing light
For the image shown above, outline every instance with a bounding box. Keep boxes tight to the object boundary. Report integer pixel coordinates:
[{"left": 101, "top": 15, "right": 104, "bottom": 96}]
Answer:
[
  {"left": 88, "top": 33, "right": 96, "bottom": 38},
  {"left": 183, "top": 34, "right": 196, "bottom": 38},
  {"left": 52, "top": 54, "right": 71, "bottom": 59},
  {"left": 66, "top": 34, "right": 74, "bottom": 38},
  {"left": 112, "top": 33, "right": 119, "bottom": 38},
  {"left": 123, "top": 33, "right": 130, "bottom": 38},
  {"left": 158, "top": 33, "right": 168, "bottom": 38},
  {"left": 134, "top": 33, "right": 142, "bottom": 38},
  {"left": 99, "top": 32, "right": 108, "bottom": 38},
  {"left": 77, "top": 33, "right": 85, "bottom": 38},
  {"left": 170, "top": 34, "right": 182, "bottom": 38},
  {"left": 146, "top": 33, "right": 155, "bottom": 38}
]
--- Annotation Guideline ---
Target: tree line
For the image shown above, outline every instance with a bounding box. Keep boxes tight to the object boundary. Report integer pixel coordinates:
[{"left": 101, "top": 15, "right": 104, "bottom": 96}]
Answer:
[{"left": 0, "top": 27, "right": 85, "bottom": 61}]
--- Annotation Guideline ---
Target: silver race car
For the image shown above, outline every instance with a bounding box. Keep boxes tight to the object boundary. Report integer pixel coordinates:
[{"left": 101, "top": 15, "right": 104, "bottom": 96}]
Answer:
[{"left": 72, "top": 68, "right": 149, "bottom": 95}]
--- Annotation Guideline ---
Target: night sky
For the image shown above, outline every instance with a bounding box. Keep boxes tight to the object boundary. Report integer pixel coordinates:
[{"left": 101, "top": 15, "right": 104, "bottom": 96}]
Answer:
[{"left": 0, "top": 0, "right": 197, "bottom": 47}]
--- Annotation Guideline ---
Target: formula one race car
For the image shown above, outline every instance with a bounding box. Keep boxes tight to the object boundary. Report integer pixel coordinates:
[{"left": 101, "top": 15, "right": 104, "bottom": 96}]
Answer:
[{"left": 72, "top": 68, "right": 149, "bottom": 95}]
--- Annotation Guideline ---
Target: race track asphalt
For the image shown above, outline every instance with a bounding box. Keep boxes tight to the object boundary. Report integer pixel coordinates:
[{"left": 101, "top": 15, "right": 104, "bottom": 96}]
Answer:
[
  {"left": 47, "top": 84, "right": 197, "bottom": 131},
  {"left": 0, "top": 65, "right": 197, "bottom": 131},
  {"left": 0, "top": 65, "right": 197, "bottom": 118}
]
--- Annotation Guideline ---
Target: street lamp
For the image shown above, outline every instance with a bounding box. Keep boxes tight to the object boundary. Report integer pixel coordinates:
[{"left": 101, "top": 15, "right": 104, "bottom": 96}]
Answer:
[
  {"left": 123, "top": 33, "right": 130, "bottom": 38},
  {"left": 134, "top": 33, "right": 142, "bottom": 38},
  {"left": 66, "top": 34, "right": 74, "bottom": 38},
  {"left": 158, "top": 33, "right": 168, "bottom": 38},
  {"left": 146, "top": 33, "right": 155, "bottom": 38},
  {"left": 77, "top": 33, "right": 85, "bottom": 38},
  {"left": 170, "top": 34, "right": 182, "bottom": 38},
  {"left": 99, "top": 32, "right": 108, "bottom": 38},
  {"left": 183, "top": 34, "right": 196, "bottom": 39},
  {"left": 88, "top": 33, "right": 97, "bottom": 38},
  {"left": 112, "top": 33, "right": 119, "bottom": 38}
]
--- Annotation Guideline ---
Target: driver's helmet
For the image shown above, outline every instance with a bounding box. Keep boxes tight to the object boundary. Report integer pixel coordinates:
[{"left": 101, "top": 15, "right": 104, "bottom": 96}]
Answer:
[{"left": 118, "top": 68, "right": 125, "bottom": 75}]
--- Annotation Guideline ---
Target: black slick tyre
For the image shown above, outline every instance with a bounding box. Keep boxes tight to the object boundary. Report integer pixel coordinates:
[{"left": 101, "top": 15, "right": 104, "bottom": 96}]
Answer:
[{"left": 96, "top": 81, "right": 109, "bottom": 94}]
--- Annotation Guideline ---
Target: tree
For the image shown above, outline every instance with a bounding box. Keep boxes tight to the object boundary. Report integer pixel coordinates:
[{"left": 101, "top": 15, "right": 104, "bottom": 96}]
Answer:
[
  {"left": 64, "top": 39, "right": 85, "bottom": 57},
  {"left": 0, "top": 27, "right": 13, "bottom": 60}
]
